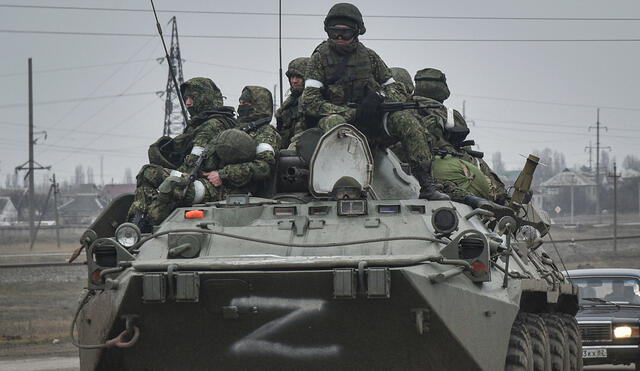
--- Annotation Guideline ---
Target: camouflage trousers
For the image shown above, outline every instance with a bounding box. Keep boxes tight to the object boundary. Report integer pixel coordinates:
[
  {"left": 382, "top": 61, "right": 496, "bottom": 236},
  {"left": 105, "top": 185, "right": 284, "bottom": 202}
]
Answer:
[
  {"left": 127, "top": 164, "right": 225, "bottom": 225},
  {"left": 318, "top": 112, "right": 433, "bottom": 172}
]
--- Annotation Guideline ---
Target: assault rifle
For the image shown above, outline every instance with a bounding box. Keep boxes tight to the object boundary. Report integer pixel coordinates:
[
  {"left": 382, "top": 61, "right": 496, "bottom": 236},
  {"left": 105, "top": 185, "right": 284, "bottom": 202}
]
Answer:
[
  {"left": 182, "top": 147, "right": 208, "bottom": 200},
  {"left": 238, "top": 117, "right": 272, "bottom": 133},
  {"left": 347, "top": 101, "right": 443, "bottom": 112}
]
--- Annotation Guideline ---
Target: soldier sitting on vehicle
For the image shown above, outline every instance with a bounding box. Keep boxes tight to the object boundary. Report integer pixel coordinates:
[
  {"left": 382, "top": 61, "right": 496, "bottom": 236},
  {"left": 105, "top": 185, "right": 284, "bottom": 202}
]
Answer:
[
  {"left": 410, "top": 68, "right": 512, "bottom": 217},
  {"left": 300, "top": 3, "right": 448, "bottom": 200},
  {"left": 276, "top": 57, "right": 317, "bottom": 149},
  {"left": 202, "top": 85, "right": 281, "bottom": 197},
  {"left": 147, "top": 86, "right": 282, "bottom": 225},
  {"left": 127, "top": 77, "right": 237, "bottom": 231}
]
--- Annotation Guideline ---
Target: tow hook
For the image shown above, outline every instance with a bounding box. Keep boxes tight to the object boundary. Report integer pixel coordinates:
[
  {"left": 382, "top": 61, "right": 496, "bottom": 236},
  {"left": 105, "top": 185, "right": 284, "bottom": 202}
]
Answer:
[{"left": 105, "top": 315, "right": 140, "bottom": 348}]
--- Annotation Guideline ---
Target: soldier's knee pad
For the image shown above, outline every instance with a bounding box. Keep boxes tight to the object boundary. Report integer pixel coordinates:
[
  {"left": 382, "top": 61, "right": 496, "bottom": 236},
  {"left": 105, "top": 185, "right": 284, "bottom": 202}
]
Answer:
[
  {"left": 319, "top": 114, "right": 347, "bottom": 132},
  {"left": 137, "top": 164, "right": 169, "bottom": 187}
]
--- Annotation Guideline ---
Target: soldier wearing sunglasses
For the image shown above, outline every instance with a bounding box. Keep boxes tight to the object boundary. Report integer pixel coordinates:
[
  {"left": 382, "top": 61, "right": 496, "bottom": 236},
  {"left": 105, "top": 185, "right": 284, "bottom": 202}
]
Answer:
[{"left": 301, "top": 3, "right": 449, "bottom": 200}]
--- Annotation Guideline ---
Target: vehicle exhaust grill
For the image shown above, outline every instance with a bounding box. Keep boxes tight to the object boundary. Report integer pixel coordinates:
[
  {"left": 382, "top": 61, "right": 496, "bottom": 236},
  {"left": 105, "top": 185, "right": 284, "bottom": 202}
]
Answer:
[{"left": 579, "top": 322, "right": 612, "bottom": 342}]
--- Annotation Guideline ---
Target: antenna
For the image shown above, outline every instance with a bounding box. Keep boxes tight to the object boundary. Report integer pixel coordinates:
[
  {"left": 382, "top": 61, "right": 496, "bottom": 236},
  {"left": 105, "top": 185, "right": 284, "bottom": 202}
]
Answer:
[{"left": 278, "top": 0, "right": 284, "bottom": 106}]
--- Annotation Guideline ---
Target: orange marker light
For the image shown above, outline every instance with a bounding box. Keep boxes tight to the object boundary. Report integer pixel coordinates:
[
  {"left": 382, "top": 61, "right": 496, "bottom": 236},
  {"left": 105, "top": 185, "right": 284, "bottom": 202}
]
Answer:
[
  {"left": 471, "top": 261, "right": 488, "bottom": 272},
  {"left": 185, "top": 209, "right": 205, "bottom": 219}
]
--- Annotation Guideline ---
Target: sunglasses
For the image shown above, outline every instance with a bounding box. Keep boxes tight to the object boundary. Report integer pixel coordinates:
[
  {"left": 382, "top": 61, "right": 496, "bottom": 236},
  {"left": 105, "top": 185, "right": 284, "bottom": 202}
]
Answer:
[{"left": 327, "top": 27, "right": 357, "bottom": 41}]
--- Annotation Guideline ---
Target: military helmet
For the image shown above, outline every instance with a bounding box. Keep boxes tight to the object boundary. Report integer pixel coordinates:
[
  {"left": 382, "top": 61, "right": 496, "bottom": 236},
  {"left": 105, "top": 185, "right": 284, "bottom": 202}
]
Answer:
[
  {"left": 286, "top": 57, "right": 310, "bottom": 79},
  {"left": 324, "top": 3, "right": 366, "bottom": 35},
  {"left": 390, "top": 67, "right": 414, "bottom": 95},
  {"left": 414, "top": 68, "right": 450, "bottom": 103},
  {"left": 214, "top": 129, "right": 256, "bottom": 165}
]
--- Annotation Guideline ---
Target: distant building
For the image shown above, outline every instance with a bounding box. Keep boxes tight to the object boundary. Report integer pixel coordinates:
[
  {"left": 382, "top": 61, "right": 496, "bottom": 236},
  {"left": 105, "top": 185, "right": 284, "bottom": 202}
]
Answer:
[
  {"left": 0, "top": 197, "right": 18, "bottom": 224},
  {"left": 101, "top": 184, "right": 135, "bottom": 203},
  {"left": 540, "top": 169, "right": 596, "bottom": 217},
  {"left": 58, "top": 193, "right": 107, "bottom": 226}
]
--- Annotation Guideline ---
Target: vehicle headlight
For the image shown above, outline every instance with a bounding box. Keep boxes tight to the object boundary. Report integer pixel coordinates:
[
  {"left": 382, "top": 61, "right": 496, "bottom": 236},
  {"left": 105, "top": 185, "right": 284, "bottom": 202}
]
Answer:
[
  {"left": 613, "top": 325, "right": 638, "bottom": 338},
  {"left": 431, "top": 207, "right": 458, "bottom": 236},
  {"left": 115, "top": 222, "right": 141, "bottom": 248}
]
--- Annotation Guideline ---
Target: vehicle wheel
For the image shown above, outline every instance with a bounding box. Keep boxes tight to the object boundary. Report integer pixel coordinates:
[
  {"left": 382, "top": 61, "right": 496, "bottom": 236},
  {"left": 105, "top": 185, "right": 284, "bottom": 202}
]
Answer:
[
  {"left": 559, "top": 314, "right": 583, "bottom": 371},
  {"left": 541, "top": 314, "right": 568, "bottom": 371},
  {"left": 505, "top": 316, "right": 534, "bottom": 371},
  {"left": 521, "top": 313, "right": 552, "bottom": 371}
]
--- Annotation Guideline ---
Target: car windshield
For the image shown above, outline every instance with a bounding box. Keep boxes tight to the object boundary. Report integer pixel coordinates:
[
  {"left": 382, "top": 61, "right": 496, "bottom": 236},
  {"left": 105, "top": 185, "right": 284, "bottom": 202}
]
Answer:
[{"left": 572, "top": 276, "right": 640, "bottom": 305}]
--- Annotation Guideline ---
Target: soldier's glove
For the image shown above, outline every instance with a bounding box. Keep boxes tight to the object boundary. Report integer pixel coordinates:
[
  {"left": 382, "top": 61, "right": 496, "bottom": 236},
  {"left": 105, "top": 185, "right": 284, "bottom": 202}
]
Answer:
[{"left": 355, "top": 90, "right": 384, "bottom": 129}]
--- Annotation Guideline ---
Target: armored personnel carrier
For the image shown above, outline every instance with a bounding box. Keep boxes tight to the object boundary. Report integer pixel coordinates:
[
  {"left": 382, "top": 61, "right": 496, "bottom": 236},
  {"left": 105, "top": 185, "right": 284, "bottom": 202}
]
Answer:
[{"left": 71, "top": 124, "right": 581, "bottom": 370}]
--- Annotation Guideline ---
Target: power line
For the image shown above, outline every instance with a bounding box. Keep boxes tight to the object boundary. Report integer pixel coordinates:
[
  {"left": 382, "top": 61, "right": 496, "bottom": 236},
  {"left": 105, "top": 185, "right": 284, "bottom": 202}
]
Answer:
[
  {"left": 2, "top": 29, "right": 640, "bottom": 43},
  {"left": 1, "top": 4, "right": 639, "bottom": 22},
  {"left": 0, "top": 58, "right": 156, "bottom": 78},
  {"left": 453, "top": 93, "right": 640, "bottom": 111},
  {"left": 0, "top": 91, "right": 158, "bottom": 108}
]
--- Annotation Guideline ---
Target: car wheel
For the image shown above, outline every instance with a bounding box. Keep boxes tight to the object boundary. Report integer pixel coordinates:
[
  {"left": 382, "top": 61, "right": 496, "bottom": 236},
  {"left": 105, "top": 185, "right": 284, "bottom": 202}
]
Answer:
[
  {"left": 541, "top": 314, "right": 568, "bottom": 371},
  {"left": 522, "top": 313, "right": 552, "bottom": 371},
  {"left": 505, "top": 316, "right": 534, "bottom": 371},
  {"left": 559, "top": 314, "right": 583, "bottom": 371}
]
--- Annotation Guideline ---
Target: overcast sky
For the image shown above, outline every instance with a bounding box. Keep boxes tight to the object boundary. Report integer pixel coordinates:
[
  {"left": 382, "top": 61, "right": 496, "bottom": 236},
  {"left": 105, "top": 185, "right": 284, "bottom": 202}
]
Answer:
[{"left": 1, "top": 0, "right": 639, "bottom": 187}]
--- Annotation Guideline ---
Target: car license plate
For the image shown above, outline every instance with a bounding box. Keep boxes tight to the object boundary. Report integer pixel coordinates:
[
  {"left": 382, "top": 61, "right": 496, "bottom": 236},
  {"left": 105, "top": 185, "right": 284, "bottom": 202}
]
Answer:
[{"left": 582, "top": 348, "right": 607, "bottom": 358}]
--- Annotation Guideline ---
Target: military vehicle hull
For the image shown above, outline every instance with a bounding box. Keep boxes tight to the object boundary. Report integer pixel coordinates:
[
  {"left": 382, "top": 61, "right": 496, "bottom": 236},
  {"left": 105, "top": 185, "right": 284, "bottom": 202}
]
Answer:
[
  {"left": 79, "top": 265, "right": 526, "bottom": 371},
  {"left": 74, "top": 124, "right": 580, "bottom": 371}
]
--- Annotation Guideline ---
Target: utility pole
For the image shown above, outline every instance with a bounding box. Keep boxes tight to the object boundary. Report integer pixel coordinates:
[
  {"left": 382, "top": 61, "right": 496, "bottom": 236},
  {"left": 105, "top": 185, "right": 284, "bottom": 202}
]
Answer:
[
  {"left": 52, "top": 174, "right": 60, "bottom": 248},
  {"left": 588, "top": 108, "right": 610, "bottom": 223},
  {"left": 28, "top": 58, "right": 34, "bottom": 244},
  {"left": 15, "top": 58, "right": 50, "bottom": 248},
  {"left": 162, "top": 17, "right": 186, "bottom": 137},
  {"left": 608, "top": 162, "right": 620, "bottom": 253}
]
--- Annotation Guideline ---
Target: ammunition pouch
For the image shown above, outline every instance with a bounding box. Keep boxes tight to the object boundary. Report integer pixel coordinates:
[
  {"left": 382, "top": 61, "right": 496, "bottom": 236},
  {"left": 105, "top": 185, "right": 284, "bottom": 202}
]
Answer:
[{"left": 445, "top": 126, "right": 470, "bottom": 146}]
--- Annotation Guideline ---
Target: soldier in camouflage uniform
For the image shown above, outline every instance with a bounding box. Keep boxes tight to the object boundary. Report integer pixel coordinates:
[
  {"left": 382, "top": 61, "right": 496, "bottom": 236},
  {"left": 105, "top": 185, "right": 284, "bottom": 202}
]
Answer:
[
  {"left": 275, "top": 57, "right": 315, "bottom": 149},
  {"left": 300, "top": 3, "right": 448, "bottom": 200},
  {"left": 210, "top": 85, "right": 281, "bottom": 196},
  {"left": 127, "top": 77, "right": 236, "bottom": 230},
  {"left": 411, "top": 68, "right": 511, "bottom": 216},
  {"left": 390, "top": 67, "right": 414, "bottom": 96},
  {"left": 146, "top": 86, "right": 282, "bottom": 224}
]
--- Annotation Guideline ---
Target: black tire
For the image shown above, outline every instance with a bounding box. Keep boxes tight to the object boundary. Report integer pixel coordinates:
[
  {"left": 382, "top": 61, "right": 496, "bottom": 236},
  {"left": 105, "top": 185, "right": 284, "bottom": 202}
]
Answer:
[
  {"left": 505, "top": 317, "right": 534, "bottom": 371},
  {"left": 559, "top": 314, "right": 583, "bottom": 371},
  {"left": 521, "top": 314, "right": 552, "bottom": 371},
  {"left": 541, "top": 314, "right": 568, "bottom": 371}
]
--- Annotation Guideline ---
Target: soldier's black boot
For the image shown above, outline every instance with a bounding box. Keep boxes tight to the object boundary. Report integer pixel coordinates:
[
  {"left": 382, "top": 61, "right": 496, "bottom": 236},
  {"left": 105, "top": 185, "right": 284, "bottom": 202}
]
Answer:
[
  {"left": 463, "top": 195, "right": 515, "bottom": 219},
  {"left": 130, "top": 210, "right": 152, "bottom": 234},
  {"left": 414, "top": 169, "right": 450, "bottom": 201}
]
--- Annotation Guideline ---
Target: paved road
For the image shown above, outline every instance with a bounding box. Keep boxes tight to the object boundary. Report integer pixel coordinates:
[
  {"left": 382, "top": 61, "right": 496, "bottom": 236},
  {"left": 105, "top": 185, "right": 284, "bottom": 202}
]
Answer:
[
  {"left": 0, "top": 356, "right": 78, "bottom": 371},
  {"left": 586, "top": 366, "right": 635, "bottom": 370},
  {"left": 0, "top": 356, "right": 634, "bottom": 370}
]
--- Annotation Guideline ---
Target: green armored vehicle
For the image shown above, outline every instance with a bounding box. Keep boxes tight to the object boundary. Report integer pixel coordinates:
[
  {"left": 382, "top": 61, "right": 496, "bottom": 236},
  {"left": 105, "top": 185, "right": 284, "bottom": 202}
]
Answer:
[{"left": 72, "top": 124, "right": 581, "bottom": 371}]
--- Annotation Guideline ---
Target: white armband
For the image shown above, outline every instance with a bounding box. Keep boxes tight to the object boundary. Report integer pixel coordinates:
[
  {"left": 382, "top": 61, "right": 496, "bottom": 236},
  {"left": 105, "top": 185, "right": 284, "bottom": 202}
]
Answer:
[
  {"left": 256, "top": 143, "right": 275, "bottom": 155},
  {"left": 445, "top": 108, "right": 455, "bottom": 130},
  {"left": 305, "top": 79, "right": 324, "bottom": 89},
  {"left": 190, "top": 146, "right": 205, "bottom": 156},
  {"left": 170, "top": 170, "right": 184, "bottom": 178},
  {"left": 382, "top": 77, "right": 396, "bottom": 86},
  {"left": 193, "top": 180, "right": 206, "bottom": 204}
]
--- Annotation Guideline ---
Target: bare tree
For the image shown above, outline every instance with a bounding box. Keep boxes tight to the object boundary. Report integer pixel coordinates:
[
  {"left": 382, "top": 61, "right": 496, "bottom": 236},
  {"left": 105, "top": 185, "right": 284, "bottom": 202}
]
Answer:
[
  {"left": 87, "top": 166, "right": 95, "bottom": 185},
  {"left": 75, "top": 165, "right": 85, "bottom": 185},
  {"left": 623, "top": 155, "right": 640, "bottom": 171},
  {"left": 491, "top": 152, "right": 506, "bottom": 174},
  {"left": 123, "top": 168, "right": 133, "bottom": 184}
]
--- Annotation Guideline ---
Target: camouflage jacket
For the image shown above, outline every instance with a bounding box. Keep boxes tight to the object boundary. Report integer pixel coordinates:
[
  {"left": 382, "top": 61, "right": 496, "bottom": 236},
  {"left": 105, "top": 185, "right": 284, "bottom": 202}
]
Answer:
[
  {"left": 174, "top": 108, "right": 237, "bottom": 174},
  {"left": 301, "top": 41, "right": 405, "bottom": 122},
  {"left": 218, "top": 124, "right": 281, "bottom": 195},
  {"left": 275, "top": 94, "right": 303, "bottom": 149}
]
